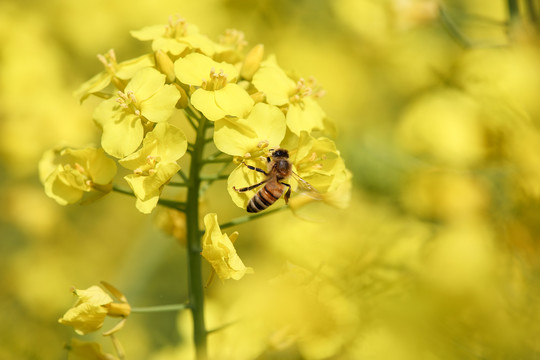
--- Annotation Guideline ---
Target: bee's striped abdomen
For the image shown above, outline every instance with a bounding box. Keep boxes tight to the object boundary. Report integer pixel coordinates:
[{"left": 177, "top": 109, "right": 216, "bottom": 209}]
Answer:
[{"left": 247, "top": 182, "right": 284, "bottom": 213}]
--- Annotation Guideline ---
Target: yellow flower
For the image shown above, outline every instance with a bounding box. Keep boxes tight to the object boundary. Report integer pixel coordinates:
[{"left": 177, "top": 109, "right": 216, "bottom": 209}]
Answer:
[
  {"left": 213, "top": 102, "right": 286, "bottom": 157},
  {"left": 58, "top": 282, "right": 131, "bottom": 335},
  {"left": 201, "top": 213, "right": 253, "bottom": 280},
  {"left": 227, "top": 131, "right": 349, "bottom": 210},
  {"left": 39, "top": 147, "right": 116, "bottom": 206},
  {"left": 213, "top": 28, "right": 248, "bottom": 64},
  {"left": 174, "top": 53, "right": 254, "bottom": 120},
  {"left": 74, "top": 49, "right": 154, "bottom": 103},
  {"left": 131, "top": 15, "right": 216, "bottom": 56},
  {"left": 119, "top": 123, "right": 188, "bottom": 214},
  {"left": 93, "top": 67, "right": 181, "bottom": 158},
  {"left": 252, "top": 56, "right": 326, "bottom": 135}
]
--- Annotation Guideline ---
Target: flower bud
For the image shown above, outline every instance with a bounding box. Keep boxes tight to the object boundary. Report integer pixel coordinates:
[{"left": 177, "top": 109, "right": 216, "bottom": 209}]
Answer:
[
  {"left": 175, "top": 83, "right": 189, "bottom": 109},
  {"left": 250, "top": 90, "right": 266, "bottom": 103},
  {"left": 240, "top": 44, "right": 264, "bottom": 80},
  {"left": 155, "top": 50, "right": 176, "bottom": 82}
]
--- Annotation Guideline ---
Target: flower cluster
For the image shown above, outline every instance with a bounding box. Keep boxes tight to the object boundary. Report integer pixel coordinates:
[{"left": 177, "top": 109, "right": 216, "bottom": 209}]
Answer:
[
  {"left": 41, "top": 14, "right": 352, "bottom": 360},
  {"left": 39, "top": 15, "right": 350, "bottom": 215}
]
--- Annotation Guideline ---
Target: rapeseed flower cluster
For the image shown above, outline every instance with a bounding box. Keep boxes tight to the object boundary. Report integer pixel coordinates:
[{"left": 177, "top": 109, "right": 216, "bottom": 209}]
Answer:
[
  {"left": 39, "top": 15, "right": 351, "bottom": 358},
  {"left": 40, "top": 14, "right": 349, "bottom": 215}
]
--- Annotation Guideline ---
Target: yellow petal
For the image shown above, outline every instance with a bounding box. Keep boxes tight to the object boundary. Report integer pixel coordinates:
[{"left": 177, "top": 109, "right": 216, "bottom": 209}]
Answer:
[
  {"left": 43, "top": 168, "right": 84, "bottom": 205},
  {"left": 252, "top": 55, "right": 296, "bottom": 105},
  {"left": 125, "top": 67, "right": 166, "bottom": 101},
  {"left": 140, "top": 84, "right": 180, "bottom": 123},
  {"left": 174, "top": 53, "right": 238, "bottom": 86},
  {"left": 286, "top": 97, "right": 325, "bottom": 135},
  {"left": 201, "top": 213, "right": 253, "bottom": 280},
  {"left": 213, "top": 103, "right": 285, "bottom": 156},
  {"left": 214, "top": 83, "right": 254, "bottom": 118},
  {"left": 191, "top": 89, "right": 226, "bottom": 121}
]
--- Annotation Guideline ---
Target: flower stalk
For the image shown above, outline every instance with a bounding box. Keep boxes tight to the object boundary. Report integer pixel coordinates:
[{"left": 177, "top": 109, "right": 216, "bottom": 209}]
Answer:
[
  {"left": 185, "top": 112, "right": 209, "bottom": 359},
  {"left": 44, "top": 16, "right": 351, "bottom": 359}
]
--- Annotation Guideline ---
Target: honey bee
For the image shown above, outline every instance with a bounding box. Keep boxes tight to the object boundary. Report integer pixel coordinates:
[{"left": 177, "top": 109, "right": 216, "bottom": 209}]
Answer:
[{"left": 233, "top": 148, "right": 318, "bottom": 213}]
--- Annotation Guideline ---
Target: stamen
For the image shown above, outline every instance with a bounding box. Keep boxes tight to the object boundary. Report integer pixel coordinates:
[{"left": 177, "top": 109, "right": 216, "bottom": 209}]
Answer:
[
  {"left": 74, "top": 163, "right": 87, "bottom": 175},
  {"left": 127, "top": 91, "right": 137, "bottom": 104}
]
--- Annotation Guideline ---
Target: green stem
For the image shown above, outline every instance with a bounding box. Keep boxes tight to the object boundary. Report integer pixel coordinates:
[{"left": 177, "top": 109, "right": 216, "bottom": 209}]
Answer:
[
  {"left": 168, "top": 181, "right": 189, "bottom": 187},
  {"left": 177, "top": 169, "right": 189, "bottom": 184},
  {"left": 112, "top": 186, "right": 186, "bottom": 211},
  {"left": 216, "top": 206, "right": 288, "bottom": 232},
  {"left": 202, "top": 157, "right": 232, "bottom": 164},
  {"left": 200, "top": 174, "right": 229, "bottom": 182},
  {"left": 131, "top": 303, "right": 190, "bottom": 313},
  {"left": 185, "top": 113, "right": 208, "bottom": 359}
]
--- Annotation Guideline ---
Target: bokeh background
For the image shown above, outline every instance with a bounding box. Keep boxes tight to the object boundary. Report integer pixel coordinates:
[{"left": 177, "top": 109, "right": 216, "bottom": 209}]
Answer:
[{"left": 3, "top": 0, "right": 540, "bottom": 359}]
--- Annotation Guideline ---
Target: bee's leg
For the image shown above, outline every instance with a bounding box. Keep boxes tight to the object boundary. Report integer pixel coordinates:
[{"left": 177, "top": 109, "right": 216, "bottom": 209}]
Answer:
[
  {"left": 241, "top": 161, "right": 268, "bottom": 176},
  {"left": 281, "top": 182, "right": 292, "bottom": 204},
  {"left": 233, "top": 179, "right": 268, "bottom": 193}
]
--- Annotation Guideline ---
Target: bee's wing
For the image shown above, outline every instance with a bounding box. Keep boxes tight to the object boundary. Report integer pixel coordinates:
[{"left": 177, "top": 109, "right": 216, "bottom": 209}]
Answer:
[{"left": 291, "top": 171, "right": 322, "bottom": 200}]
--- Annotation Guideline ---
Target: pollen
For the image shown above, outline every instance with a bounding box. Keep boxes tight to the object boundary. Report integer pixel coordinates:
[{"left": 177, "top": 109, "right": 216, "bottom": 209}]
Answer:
[
  {"left": 146, "top": 155, "right": 161, "bottom": 166},
  {"left": 116, "top": 91, "right": 141, "bottom": 116},
  {"left": 73, "top": 162, "right": 88, "bottom": 175},
  {"left": 219, "top": 29, "right": 247, "bottom": 52},
  {"left": 257, "top": 140, "right": 269, "bottom": 149},
  {"left": 201, "top": 68, "right": 229, "bottom": 91},
  {"left": 289, "top": 76, "right": 326, "bottom": 104},
  {"left": 97, "top": 49, "right": 117, "bottom": 74},
  {"left": 165, "top": 15, "right": 188, "bottom": 39}
]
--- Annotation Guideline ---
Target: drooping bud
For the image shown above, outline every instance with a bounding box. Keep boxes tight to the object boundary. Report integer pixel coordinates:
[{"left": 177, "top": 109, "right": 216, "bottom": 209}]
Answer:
[
  {"left": 240, "top": 44, "right": 264, "bottom": 80},
  {"left": 250, "top": 91, "right": 266, "bottom": 103},
  {"left": 174, "top": 83, "right": 188, "bottom": 108},
  {"left": 155, "top": 50, "right": 176, "bottom": 82}
]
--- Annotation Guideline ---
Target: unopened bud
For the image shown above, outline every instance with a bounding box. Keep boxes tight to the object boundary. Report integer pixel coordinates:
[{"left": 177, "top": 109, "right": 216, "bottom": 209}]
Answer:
[
  {"left": 155, "top": 50, "right": 176, "bottom": 82},
  {"left": 174, "top": 83, "right": 188, "bottom": 109},
  {"left": 240, "top": 44, "right": 264, "bottom": 80},
  {"left": 250, "top": 91, "right": 266, "bottom": 103}
]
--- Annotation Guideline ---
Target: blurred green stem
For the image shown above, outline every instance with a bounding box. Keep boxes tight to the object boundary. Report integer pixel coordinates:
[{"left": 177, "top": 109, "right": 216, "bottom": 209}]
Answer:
[
  {"left": 185, "top": 112, "right": 208, "bottom": 359},
  {"left": 131, "top": 303, "right": 190, "bottom": 313}
]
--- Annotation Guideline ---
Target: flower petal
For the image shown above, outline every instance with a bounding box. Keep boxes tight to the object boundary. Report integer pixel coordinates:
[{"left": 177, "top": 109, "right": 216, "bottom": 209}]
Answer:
[
  {"left": 43, "top": 168, "right": 84, "bottom": 205},
  {"left": 99, "top": 112, "right": 144, "bottom": 158},
  {"left": 140, "top": 84, "right": 180, "bottom": 123},
  {"left": 201, "top": 213, "right": 253, "bottom": 280},
  {"left": 74, "top": 71, "right": 111, "bottom": 102},
  {"left": 191, "top": 89, "right": 226, "bottom": 121},
  {"left": 227, "top": 162, "right": 268, "bottom": 209},
  {"left": 214, "top": 84, "right": 254, "bottom": 119},
  {"left": 213, "top": 103, "right": 285, "bottom": 156},
  {"left": 152, "top": 37, "right": 190, "bottom": 56},
  {"left": 286, "top": 97, "right": 325, "bottom": 135},
  {"left": 115, "top": 54, "right": 155, "bottom": 79},
  {"left": 125, "top": 68, "right": 166, "bottom": 101},
  {"left": 130, "top": 24, "right": 167, "bottom": 40},
  {"left": 252, "top": 56, "right": 296, "bottom": 106},
  {"left": 152, "top": 123, "right": 188, "bottom": 162},
  {"left": 174, "top": 53, "right": 238, "bottom": 86}
]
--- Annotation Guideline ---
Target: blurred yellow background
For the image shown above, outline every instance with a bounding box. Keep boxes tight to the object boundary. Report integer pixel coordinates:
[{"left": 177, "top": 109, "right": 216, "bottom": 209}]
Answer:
[{"left": 2, "top": 0, "right": 540, "bottom": 359}]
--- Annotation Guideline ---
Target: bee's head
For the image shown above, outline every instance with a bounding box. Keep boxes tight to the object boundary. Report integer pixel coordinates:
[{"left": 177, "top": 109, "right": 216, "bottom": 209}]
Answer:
[{"left": 271, "top": 148, "right": 289, "bottom": 159}]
